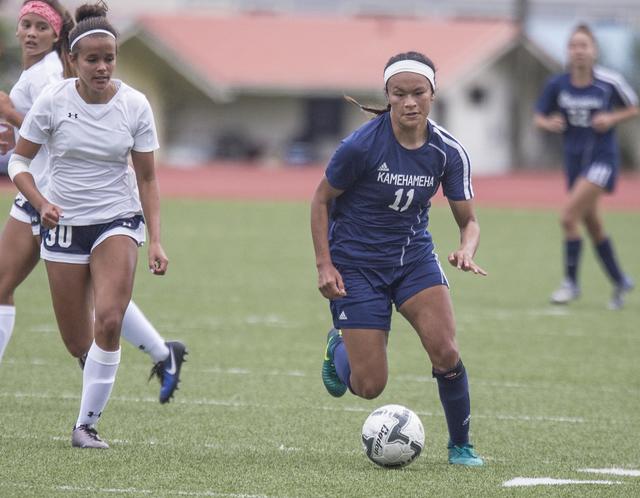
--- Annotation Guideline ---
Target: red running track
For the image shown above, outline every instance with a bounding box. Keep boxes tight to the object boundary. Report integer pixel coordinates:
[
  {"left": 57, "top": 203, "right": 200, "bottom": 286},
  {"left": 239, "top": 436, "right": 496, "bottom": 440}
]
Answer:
[
  {"left": 151, "top": 164, "right": 640, "bottom": 211},
  {"left": 1, "top": 165, "right": 638, "bottom": 211}
]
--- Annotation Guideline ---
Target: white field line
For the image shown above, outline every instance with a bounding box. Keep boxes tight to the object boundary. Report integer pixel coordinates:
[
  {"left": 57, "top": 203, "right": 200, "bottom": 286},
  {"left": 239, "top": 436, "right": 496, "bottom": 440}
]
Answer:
[
  {"left": 503, "top": 478, "right": 624, "bottom": 487},
  {"left": 0, "top": 482, "right": 268, "bottom": 497},
  {"left": 579, "top": 468, "right": 640, "bottom": 477},
  {"left": 5, "top": 359, "right": 640, "bottom": 396},
  {"left": 0, "top": 391, "right": 629, "bottom": 425}
]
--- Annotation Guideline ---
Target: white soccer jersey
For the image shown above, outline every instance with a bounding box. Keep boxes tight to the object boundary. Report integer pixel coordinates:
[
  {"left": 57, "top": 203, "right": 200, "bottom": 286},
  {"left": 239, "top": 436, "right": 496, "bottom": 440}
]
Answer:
[
  {"left": 9, "top": 51, "right": 63, "bottom": 191},
  {"left": 20, "top": 78, "right": 159, "bottom": 225}
]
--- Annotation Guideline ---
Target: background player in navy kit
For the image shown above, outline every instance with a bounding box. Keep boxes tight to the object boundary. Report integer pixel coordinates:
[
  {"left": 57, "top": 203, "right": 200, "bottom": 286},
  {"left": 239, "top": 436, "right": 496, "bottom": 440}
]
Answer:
[
  {"left": 311, "top": 52, "right": 485, "bottom": 466},
  {"left": 0, "top": 1, "right": 186, "bottom": 405},
  {"left": 534, "top": 24, "right": 639, "bottom": 309},
  {"left": 8, "top": 2, "right": 175, "bottom": 447}
]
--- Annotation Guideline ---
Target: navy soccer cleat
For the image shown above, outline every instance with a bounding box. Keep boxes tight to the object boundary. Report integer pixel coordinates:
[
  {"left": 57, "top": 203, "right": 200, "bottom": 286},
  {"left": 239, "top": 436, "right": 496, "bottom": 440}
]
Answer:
[
  {"left": 322, "top": 328, "right": 347, "bottom": 397},
  {"left": 148, "top": 341, "right": 188, "bottom": 404}
]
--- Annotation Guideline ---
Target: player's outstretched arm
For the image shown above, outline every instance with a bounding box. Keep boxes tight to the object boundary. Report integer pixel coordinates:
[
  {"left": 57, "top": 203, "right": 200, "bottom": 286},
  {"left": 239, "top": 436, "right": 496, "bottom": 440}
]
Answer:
[
  {"left": 131, "top": 150, "right": 168, "bottom": 276},
  {"left": 311, "top": 175, "right": 347, "bottom": 299},
  {"left": 447, "top": 198, "right": 486, "bottom": 276}
]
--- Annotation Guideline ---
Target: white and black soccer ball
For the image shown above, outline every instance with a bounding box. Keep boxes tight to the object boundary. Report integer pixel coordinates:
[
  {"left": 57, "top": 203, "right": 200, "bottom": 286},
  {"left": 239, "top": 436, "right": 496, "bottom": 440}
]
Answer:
[{"left": 361, "top": 404, "right": 424, "bottom": 468}]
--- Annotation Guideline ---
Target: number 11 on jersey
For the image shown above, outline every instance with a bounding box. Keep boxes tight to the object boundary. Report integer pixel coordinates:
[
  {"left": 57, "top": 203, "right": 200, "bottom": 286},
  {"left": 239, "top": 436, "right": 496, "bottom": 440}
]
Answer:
[{"left": 389, "top": 188, "right": 415, "bottom": 212}]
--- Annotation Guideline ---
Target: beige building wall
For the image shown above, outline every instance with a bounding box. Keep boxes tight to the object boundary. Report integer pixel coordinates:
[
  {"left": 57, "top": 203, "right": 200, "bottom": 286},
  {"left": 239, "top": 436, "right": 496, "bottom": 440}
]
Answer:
[
  {"left": 114, "top": 52, "right": 167, "bottom": 160},
  {"left": 115, "top": 29, "right": 564, "bottom": 171},
  {"left": 116, "top": 36, "right": 386, "bottom": 166},
  {"left": 440, "top": 66, "right": 512, "bottom": 174}
]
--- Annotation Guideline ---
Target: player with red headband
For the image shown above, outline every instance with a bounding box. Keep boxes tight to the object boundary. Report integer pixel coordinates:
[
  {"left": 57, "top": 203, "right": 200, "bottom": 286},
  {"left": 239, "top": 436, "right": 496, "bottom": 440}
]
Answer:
[{"left": 0, "top": 1, "right": 187, "bottom": 407}]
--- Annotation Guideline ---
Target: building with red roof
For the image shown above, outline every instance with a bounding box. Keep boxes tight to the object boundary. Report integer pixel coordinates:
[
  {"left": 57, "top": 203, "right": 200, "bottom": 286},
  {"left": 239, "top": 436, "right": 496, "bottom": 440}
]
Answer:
[{"left": 116, "top": 13, "right": 562, "bottom": 171}]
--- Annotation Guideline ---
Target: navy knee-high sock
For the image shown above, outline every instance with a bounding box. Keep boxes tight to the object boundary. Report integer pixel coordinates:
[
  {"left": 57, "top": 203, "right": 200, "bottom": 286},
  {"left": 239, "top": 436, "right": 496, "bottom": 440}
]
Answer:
[
  {"left": 596, "top": 238, "right": 624, "bottom": 285},
  {"left": 433, "top": 360, "right": 471, "bottom": 447},
  {"left": 565, "top": 239, "right": 582, "bottom": 284},
  {"left": 333, "top": 340, "right": 353, "bottom": 393}
]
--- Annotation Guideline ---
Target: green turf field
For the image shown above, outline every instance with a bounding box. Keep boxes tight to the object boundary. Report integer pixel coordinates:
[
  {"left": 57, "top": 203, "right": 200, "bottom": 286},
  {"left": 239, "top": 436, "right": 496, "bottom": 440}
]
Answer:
[{"left": 0, "top": 194, "right": 639, "bottom": 497}]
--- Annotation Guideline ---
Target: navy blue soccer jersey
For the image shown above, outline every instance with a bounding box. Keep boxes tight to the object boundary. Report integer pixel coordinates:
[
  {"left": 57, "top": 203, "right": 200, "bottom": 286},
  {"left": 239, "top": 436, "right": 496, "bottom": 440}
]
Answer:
[
  {"left": 325, "top": 112, "right": 473, "bottom": 268},
  {"left": 535, "top": 67, "right": 638, "bottom": 158}
]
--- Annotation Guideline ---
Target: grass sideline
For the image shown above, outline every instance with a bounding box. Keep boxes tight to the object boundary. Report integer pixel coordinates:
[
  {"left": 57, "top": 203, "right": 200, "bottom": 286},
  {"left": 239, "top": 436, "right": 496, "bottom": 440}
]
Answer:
[{"left": 0, "top": 195, "right": 639, "bottom": 497}]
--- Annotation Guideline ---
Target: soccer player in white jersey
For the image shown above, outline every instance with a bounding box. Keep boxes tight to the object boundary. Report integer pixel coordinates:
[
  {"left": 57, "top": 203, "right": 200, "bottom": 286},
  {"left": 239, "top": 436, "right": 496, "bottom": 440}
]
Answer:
[
  {"left": 312, "top": 52, "right": 485, "bottom": 466},
  {"left": 535, "top": 24, "right": 639, "bottom": 309},
  {"left": 0, "top": 1, "right": 187, "bottom": 405},
  {"left": 8, "top": 1, "right": 175, "bottom": 448}
]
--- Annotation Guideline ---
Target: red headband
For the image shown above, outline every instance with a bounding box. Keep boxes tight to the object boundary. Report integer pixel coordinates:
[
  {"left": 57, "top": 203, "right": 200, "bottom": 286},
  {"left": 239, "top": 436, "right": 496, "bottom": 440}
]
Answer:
[{"left": 18, "top": 1, "right": 63, "bottom": 37}]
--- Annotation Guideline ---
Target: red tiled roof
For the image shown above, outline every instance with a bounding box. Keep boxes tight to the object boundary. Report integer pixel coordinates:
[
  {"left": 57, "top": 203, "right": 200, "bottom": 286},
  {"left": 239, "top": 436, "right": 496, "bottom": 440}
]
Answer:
[{"left": 137, "top": 14, "right": 519, "bottom": 93}]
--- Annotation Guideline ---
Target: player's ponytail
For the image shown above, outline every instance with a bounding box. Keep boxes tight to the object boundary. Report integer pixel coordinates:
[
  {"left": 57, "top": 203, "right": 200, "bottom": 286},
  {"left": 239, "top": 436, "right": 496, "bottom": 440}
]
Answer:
[
  {"left": 344, "top": 95, "right": 391, "bottom": 117},
  {"left": 69, "top": 0, "right": 118, "bottom": 56}
]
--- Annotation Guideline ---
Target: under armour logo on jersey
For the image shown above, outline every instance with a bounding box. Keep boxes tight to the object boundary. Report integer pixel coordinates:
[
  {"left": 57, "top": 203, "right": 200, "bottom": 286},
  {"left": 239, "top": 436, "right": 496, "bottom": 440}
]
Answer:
[
  {"left": 122, "top": 221, "right": 132, "bottom": 227},
  {"left": 339, "top": 311, "right": 348, "bottom": 320},
  {"left": 68, "top": 112, "right": 78, "bottom": 118},
  {"left": 377, "top": 162, "right": 389, "bottom": 172}
]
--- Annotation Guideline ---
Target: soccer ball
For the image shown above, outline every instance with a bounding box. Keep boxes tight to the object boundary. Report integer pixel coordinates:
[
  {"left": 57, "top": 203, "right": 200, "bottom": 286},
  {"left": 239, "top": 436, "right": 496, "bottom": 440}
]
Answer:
[{"left": 361, "top": 404, "right": 424, "bottom": 468}]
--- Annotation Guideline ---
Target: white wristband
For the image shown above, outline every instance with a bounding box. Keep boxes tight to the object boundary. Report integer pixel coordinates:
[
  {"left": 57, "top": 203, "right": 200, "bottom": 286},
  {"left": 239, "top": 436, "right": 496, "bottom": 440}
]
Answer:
[{"left": 7, "top": 153, "right": 32, "bottom": 182}]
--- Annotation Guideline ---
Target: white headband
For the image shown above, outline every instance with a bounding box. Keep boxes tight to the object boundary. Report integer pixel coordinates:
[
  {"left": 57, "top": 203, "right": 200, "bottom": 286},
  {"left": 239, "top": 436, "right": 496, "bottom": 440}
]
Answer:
[
  {"left": 70, "top": 29, "right": 116, "bottom": 51},
  {"left": 384, "top": 60, "right": 436, "bottom": 91}
]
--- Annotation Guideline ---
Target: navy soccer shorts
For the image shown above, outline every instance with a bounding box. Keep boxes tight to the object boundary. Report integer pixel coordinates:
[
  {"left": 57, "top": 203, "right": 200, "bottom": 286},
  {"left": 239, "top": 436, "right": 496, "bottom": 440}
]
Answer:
[
  {"left": 9, "top": 194, "right": 41, "bottom": 236},
  {"left": 330, "top": 251, "right": 449, "bottom": 331},
  {"left": 40, "top": 215, "right": 146, "bottom": 264},
  {"left": 566, "top": 152, "right": 618, "bottom": 192}
]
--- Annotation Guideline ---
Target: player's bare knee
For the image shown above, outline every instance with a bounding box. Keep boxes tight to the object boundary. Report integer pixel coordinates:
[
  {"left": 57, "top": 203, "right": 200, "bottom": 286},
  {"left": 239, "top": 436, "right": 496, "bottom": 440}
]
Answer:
[
  {"left": 560, "top": 211, "right": 577, "bottom": 231},
  {"left": 0, "top": 289, "right": 14, "bottom": 306},
  {"left": 429, "top": 343, "right": 459, "bottom": 371},
  {"left": 95, "top": 310, "right": 123, "bottom": 339},
  {"left": 0, "top": 274, "right": 18, "bottom": 304},
  {"left": 357, "top": 378, "right": 387, "bottom": 400},
  {"left": 64, "top": 338, "right": 92, "bottom": 358},
  {"left": 359, "top": 385, "right": 385, "bottom": 400}
]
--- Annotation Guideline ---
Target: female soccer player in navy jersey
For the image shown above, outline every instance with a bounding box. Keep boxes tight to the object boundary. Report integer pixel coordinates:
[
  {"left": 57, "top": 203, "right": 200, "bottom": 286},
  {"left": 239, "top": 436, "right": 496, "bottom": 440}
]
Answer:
[
  {"left": 8, "top": 2, "right": 181, "bottom": 448},
  {"left": 311, "top": 51, "right": 485, "bottom": 466},
  {"left": 0, "top": 1, "right": 186, "bottom": 405},
  {"left": 535, "top": 24, "right": 639, "bottom": 309}
]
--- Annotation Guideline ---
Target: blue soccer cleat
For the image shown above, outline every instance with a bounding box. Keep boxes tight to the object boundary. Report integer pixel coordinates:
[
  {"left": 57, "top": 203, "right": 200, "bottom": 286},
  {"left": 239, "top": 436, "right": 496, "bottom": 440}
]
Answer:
[
  {"left": 322, "top": 328, "right": 347, "bottom": 398},
  {"left": 448, "top": 440, "right": 483, "bottom": 466},
  {"left": 149, "top": 341, "right": 188, "bottom": 404}
]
